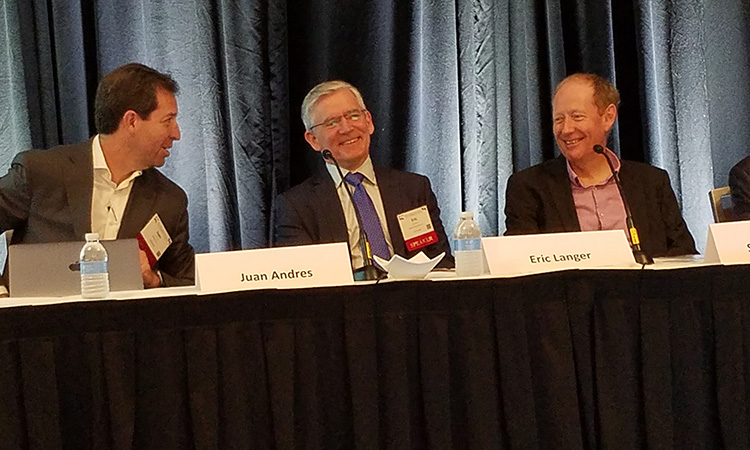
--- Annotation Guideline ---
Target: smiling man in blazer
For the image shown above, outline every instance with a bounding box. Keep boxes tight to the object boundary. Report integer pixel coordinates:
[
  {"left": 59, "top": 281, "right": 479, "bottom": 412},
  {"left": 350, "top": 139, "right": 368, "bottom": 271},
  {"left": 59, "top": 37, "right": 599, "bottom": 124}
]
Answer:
[
  {"left": 0, "top": 63, "right": 195, "bottom": 287},
  {"left": 273, "top": 80, "right": 453, "bottom": 270},
  {"left": 504, "top": 73, "right": 696, "bottom": 257}
]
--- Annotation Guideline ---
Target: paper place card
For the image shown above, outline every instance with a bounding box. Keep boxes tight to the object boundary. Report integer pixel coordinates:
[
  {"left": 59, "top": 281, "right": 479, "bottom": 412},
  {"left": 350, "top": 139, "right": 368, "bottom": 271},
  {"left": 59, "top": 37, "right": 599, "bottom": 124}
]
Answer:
[
  {"left": 195, "top": 242, "right": 354, "bottom": 294},
  {"left": 373, "top": 251, "right": 445, "bottom": 279},
  {"left": 704, "top": 221, "right": 750, "bottom": 265},
  {"left": 482, "top": 230, "right": 638, "bottom": 277}
]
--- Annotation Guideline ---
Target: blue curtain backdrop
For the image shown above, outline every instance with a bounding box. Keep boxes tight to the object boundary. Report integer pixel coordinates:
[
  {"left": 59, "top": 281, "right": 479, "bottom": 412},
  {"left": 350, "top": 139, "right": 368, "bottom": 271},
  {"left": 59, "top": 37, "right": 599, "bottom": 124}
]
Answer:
[{"left": 1, "top": 0, "right": 749, "bottom": 254}]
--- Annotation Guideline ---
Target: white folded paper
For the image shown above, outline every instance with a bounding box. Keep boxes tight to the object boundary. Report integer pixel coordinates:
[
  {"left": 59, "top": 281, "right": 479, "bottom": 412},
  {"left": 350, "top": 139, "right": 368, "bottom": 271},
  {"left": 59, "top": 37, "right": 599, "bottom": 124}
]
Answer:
[{"left": 374, "top": 252, "right": 445, "bottom": 279}]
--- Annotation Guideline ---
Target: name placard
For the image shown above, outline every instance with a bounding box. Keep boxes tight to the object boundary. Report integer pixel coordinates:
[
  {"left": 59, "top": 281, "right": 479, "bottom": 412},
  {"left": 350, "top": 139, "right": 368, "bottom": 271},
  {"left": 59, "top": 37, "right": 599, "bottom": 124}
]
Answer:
[
  {"left": 704, "top": 221, "right": 750, "bottom": 265},
  {"left": 482, "top": 230, "right": 638, "bottom": 277},
  {"left": 195, "top": 242, "right": 354, "bottom": 294}
]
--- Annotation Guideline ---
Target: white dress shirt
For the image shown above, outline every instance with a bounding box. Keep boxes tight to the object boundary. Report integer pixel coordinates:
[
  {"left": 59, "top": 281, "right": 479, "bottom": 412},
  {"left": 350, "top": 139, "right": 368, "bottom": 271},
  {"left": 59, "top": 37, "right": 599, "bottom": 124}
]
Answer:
[
  {"left": 326, "top": 156, "right": 394, "bottom": 269},
  {"left": 90, "top": 135, "right": 142, "bottom": 240}
]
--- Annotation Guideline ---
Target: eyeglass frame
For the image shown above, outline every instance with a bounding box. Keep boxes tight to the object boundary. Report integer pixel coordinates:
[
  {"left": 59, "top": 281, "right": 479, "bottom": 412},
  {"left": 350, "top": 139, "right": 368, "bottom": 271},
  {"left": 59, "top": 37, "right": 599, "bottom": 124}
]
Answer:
[{"left": 308, "top": 109, "right": 368, "bottom": 131}]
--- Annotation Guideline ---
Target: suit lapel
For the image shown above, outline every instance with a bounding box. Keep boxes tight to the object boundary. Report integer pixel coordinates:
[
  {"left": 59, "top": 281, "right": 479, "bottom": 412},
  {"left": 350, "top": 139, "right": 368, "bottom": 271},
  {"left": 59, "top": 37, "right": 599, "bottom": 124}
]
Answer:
[
  {"left": 312, "top": 171, "right": 349, "bottom": 242},
  {"left": 619, "top": 162, "right": 649, "bottom": 235},
  {"left": 374, "top": 166, "right": 408, "bottom": 257},
  {"left": 63, "top": 141, "right": 95, "bottom": 240},
  {"left": 118, "top": 172, "right": 157, "bottom": 238},
  {"left": 547, "top": 157, "right": 581, "bottom": 232}
]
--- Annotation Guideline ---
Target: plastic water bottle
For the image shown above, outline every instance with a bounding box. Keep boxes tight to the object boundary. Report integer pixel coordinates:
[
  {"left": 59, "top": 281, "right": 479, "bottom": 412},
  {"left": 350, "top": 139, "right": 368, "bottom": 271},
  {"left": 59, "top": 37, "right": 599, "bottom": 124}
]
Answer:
[
  {"left": 80, "top": 233, "right": 109, "bottom": 299},
  {"left": 453, "top": 211, "right": 483, "bottom": 277}
]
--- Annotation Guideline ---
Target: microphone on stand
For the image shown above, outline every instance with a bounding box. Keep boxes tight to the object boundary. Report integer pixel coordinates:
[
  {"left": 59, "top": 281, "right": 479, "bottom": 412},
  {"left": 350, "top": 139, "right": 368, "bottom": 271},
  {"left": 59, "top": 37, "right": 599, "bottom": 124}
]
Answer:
[
  {"left": 593, "top": 145, "right": 653, "bottom": 265},
  {"left": 321, "top": 149, "right": 386, "bottom": 281}
]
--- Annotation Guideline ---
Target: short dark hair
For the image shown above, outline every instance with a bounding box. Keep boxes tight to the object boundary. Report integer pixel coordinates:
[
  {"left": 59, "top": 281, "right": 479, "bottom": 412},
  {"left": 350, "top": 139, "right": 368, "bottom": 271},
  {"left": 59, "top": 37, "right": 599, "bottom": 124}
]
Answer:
[{"left": 94, "top": 63, "right": 179, "bottom": 134}]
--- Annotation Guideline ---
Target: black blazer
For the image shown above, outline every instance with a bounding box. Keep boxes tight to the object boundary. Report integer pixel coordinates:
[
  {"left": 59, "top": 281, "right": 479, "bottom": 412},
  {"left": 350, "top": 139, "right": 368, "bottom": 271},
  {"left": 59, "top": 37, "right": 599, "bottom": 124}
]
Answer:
[
  {"left": 273, "top": 164, "right": 454, "bottom": 267},
  {"left": 729, "top": 155, "right": 750, "bottom": 220},
  {"left": 504, "top": 156, "right": 696, "bottom": 257},
  {"left": 0, "top": 140, "right": 195, "bottom": 286}
]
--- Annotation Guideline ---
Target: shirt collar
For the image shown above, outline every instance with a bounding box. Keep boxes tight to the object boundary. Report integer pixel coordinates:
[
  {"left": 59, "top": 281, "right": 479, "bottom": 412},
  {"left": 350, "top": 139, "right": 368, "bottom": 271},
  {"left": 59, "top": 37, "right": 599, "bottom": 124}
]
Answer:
[
  {"left": 92, "top": 135, "right": 108, "bottom": 170},
  {"left": 566, "top": 147, "right": 622, "bottom": 187},
  {"left": 325, "top": 155, "right": 377, "bottom": 187},
  {"left": 92, "top": 134, "right": 143, "bottom": 186}
]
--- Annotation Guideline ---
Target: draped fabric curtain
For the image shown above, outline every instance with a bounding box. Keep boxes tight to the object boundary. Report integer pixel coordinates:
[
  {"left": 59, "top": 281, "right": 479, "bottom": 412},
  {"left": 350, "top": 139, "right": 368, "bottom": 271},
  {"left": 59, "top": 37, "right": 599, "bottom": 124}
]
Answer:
[
  {"left": 1, "top": 0, "right": 749, "bottom": 253},
  {"left": 636, "top": 0, "right": 750, "bottom": 249},
  {"left": 0, "top": 0, "right": 32, "bottom": 169}
]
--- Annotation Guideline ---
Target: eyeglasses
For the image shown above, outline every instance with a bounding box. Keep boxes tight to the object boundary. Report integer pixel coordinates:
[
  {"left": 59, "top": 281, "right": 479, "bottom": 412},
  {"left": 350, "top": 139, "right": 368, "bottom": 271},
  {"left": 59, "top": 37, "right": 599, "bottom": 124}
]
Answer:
[{"left": 309, "top": 109, "right": 367, "bottom": 131}]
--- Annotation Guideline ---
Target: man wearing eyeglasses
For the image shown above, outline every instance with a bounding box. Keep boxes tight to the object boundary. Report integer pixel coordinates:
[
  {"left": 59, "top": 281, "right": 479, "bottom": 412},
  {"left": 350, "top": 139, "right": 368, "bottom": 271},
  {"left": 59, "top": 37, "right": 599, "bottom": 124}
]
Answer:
[{"left": 273, "top": 80, "right": 453, "bottom": 270}]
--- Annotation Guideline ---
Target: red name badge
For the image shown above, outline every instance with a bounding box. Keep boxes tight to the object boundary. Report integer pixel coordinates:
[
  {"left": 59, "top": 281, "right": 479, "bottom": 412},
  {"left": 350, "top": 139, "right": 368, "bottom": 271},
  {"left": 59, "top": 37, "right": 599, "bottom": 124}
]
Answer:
[{"left": 397, "top": 206, "right": 438, "bottom": 252}]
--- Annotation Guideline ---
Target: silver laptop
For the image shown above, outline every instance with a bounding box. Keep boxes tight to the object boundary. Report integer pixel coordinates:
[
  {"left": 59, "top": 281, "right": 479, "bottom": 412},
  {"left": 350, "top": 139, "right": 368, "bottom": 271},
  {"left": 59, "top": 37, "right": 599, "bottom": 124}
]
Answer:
[{"left": 8, "top": 239, "right": 144, "bottom": 297}]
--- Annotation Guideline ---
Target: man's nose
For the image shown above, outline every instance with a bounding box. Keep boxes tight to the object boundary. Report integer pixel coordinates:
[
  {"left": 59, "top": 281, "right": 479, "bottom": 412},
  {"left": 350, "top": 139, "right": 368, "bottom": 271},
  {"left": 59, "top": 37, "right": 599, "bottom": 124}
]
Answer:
[
  {"left": 336, "top": 116, "right": 354, "bottom": 132},
  {"left": 558, "top": 117, "right": 573, "bottom": 134},
  {"left": 171, "top": 121, "right": 181, "bottom": 141}
]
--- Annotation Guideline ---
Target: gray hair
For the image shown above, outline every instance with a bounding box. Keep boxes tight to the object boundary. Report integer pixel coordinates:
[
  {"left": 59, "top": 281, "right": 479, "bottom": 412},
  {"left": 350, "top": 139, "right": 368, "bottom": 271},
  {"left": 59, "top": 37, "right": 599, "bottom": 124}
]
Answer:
[{"left": 301, "top": 80, "right": 367, "bottom": 130}]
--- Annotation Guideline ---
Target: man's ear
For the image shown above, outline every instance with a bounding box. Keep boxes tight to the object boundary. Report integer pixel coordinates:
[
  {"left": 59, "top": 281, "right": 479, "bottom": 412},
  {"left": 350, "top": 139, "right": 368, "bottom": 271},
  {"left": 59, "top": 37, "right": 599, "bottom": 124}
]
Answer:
[
  {"left": 120, "top": 110, "right": 139, "bottom": 132},
  {"left": 304, "top": 130, "right": 323, "bottom": 151},
  {"left": 365, "top": 110, "right": 375, "bottom": 135},
  {"left": 603, "top": 104, "right": 617, "bottom": 131}
]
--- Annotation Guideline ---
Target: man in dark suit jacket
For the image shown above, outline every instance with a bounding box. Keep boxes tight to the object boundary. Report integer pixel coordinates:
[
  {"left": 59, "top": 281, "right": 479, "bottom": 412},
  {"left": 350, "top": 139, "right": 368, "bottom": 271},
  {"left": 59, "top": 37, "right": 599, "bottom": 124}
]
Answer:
[
  {"left": 274, "top": 80, "right": 453, "bottom": 269},
  {"left": 504, "top": 73, "right": 695, "bottom": 257},
  {"left": 0, "top": 63, "right": 194, "bottom": 287},
  {"left": 729, "top": 156, "right": 750, "bottom": 221}
]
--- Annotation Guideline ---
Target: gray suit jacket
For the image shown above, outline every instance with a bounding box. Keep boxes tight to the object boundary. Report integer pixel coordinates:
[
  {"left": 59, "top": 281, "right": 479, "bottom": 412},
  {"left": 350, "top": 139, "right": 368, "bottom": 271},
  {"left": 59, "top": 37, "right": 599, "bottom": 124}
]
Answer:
[
  {"left": 273, "top": 164, "right": 454, "bottom": 268},
  {"left": 0, "top": 140, "right": 194, "bottom": 286},
  {"left": 504, "top": 156, "right": 696, "bottom": 258}
]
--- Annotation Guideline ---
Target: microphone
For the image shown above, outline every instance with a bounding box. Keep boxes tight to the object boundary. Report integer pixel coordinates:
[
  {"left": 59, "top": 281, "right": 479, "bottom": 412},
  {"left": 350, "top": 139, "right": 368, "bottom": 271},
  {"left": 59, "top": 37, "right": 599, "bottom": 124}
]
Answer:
[
  {"left": 594, "top": 145, "right": 653, "bottom": 265},
  {"left": 321, "top": 149, "right": 386, "bottom": 281}
]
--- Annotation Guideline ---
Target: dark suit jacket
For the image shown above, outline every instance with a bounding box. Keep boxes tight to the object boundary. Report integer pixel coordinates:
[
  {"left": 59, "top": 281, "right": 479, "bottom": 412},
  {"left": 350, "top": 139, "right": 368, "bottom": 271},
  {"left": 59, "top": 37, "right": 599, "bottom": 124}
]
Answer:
[
  {"left": 504, "top": 156, "right": 696, "bottom": 257},
  {"left": 729, "top": 155, "right": 750, "bottom": 220},
  {"left": 0, "top": 141, "right": 195, "bottom": 286},
  {"left": 274, "top": 164, "right": 454, "bottom": 268}
]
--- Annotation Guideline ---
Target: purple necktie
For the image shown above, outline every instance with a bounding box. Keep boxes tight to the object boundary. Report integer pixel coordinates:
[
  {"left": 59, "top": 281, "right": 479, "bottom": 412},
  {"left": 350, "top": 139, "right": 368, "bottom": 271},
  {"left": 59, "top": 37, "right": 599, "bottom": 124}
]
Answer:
[{"left": 344, "top": 172, "right": 391, "bottom": 260}]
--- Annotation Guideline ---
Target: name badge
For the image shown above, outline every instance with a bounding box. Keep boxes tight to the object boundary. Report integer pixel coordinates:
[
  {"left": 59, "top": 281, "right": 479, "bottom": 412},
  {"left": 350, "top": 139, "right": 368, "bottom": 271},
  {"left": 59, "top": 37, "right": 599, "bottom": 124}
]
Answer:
[
  {"left": 195, "top": 242, "right": 354, "bottom": 294},
  {"left": 138, "top": 214, "right": 172, "bottom": 267},
  {"left": 704, "top": 221, "right": 750, "bottom": 264},
  {"left": 482, "top": 230, "right": 637, "bottom": 277},
  {"left": 397, "top": 205, "right": 438, "bottom": 252}
]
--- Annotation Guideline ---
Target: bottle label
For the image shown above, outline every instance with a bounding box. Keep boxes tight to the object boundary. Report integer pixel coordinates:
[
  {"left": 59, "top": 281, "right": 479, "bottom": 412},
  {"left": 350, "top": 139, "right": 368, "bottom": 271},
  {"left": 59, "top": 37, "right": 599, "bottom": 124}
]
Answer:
[
  {"left": 80, "top": 261, "right": 108, "bottom": 275},
  {"left": 454, "top": 238, "right": 481, "bottom": 251}
]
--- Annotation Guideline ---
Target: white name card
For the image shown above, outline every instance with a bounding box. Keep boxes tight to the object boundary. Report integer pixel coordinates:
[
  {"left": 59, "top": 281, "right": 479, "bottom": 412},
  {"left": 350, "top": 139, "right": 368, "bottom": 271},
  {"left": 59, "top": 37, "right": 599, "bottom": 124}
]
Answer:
[
  {"left": 482, "top": 230, "right": 638, "bottom": 277},
  {"left": 195, "top": 242, "right": 354, "bottom": 294},
  {"left": 704, "top": 221, "right": 750, "bottom": 265}
]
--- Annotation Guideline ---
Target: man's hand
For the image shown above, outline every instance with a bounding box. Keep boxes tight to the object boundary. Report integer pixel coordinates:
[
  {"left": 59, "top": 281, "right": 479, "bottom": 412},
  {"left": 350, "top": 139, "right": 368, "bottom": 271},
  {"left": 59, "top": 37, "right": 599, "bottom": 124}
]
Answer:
[{"left": 139, "top": 249, "right": 161, "bottom": 288}]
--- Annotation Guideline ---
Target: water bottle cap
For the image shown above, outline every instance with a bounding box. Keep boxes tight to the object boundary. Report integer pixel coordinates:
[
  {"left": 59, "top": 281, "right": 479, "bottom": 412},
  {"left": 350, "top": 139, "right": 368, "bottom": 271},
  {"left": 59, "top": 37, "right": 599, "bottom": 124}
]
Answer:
[
  {"left": 460, "top": 211, "right": 474, "bottom": 219},
  {"left": 85, "top": 232, "right": 100, "bottom": 241}
]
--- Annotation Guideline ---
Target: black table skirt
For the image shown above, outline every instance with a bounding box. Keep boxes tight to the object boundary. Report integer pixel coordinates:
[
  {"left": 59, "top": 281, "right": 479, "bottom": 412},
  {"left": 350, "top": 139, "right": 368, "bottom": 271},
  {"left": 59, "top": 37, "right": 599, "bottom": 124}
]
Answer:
[{"left": 0, "top": 266, "right": 748, "bottom": 449}]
